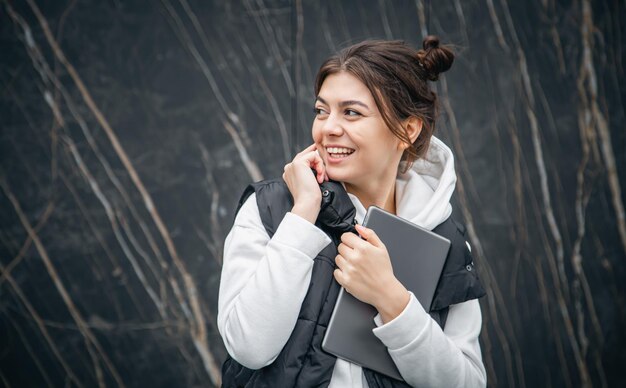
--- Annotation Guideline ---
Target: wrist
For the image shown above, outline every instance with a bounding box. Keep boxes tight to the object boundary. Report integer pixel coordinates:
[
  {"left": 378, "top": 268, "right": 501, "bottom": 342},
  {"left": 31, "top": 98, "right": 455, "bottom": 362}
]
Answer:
[
  {"left": 375, "top": 279, "right": 410, "bottom": 324},
  {"left": 291, "top": 201, "right": 321, "bottom": 224}
]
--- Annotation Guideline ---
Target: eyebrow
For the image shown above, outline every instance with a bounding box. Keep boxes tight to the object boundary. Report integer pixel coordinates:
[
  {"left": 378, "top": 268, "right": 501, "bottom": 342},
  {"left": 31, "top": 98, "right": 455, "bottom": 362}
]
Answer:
[{"left": 315, "top": 96, "right": 370, "bottom": 110}]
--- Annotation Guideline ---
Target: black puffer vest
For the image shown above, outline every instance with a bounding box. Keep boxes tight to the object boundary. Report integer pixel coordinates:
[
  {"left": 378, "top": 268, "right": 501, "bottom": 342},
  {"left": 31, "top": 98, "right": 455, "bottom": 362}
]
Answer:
[{"left": 221, "top": 179, "right": 485, "bottom": 388}]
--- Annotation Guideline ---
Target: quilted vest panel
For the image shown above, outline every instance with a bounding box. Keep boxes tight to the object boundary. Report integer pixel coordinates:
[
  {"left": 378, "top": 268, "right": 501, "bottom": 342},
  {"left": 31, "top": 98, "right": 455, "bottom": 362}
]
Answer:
[{"left": 221, "top": 179, "right": 485, "bottom": 388}]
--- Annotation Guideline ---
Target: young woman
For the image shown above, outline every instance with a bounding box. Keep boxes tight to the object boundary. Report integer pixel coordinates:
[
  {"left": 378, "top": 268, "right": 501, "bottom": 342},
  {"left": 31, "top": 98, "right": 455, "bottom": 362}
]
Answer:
[{"left": 218, "top": 37, "right": 487, "bottom": 387}]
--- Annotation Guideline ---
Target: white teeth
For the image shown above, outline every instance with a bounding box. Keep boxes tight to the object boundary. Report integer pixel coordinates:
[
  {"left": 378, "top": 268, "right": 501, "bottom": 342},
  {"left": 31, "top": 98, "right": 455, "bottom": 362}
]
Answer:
[{"left": 326, "top": 147, "right": 354, "bottom": 154}]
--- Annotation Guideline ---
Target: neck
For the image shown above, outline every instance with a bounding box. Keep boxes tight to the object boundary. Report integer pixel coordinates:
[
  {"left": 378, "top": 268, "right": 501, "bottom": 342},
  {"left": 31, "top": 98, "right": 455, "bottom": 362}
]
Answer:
[{"left": 345, "top": 173, "right": 397, "bottom": 215}]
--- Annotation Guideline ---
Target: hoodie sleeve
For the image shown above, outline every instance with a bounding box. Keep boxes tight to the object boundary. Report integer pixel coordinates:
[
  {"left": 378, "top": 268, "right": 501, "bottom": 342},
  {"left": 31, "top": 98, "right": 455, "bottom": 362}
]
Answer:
[
  {"left": 372, "top": 294, "right": 486, "bottom": 387},
  {"left": 217, "top": 193, "right": 332, "bottom": 369}
]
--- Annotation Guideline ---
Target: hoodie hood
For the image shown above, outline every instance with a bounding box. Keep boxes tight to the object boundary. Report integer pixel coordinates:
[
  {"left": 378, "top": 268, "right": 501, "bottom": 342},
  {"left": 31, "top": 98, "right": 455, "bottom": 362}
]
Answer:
[{"left": 348, "top": 136, "right": 457, "bottom": 231}]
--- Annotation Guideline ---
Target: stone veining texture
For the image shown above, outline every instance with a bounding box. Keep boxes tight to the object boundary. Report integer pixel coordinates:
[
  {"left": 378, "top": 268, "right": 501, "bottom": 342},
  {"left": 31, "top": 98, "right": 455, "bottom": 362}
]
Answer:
[{"left": 1, "top": 0, "right": 624, "bottom": 387}]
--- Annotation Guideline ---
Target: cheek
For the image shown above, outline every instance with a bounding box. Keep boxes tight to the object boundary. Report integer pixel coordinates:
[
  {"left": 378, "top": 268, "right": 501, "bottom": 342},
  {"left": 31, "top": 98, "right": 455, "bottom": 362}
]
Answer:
[
  {"left": 311, "top": 122, "right": 322, "bottom": 144},
  {"left": 381, "top": 127, "right": 402, "bottom": 149}
]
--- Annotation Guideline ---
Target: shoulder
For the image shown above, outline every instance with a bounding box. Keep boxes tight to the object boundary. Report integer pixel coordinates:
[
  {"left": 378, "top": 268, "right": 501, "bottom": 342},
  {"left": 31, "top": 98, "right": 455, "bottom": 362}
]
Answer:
[
  {"left": 235, "top": 179, "right": 293, "bottom": 237},
  {"left": 233, "top": 192, "right": 261, "bottom": 227},
  {"left": 236, "top": 178, "right": 288, "bottom": 213},
  {"left": 249, "top": 178, "right": 288, "bottom": 194},
  {"left": 430, "top": 216, "right": 486, "bottom": 310},
  {"left": 432, "top": 217, "right": 473, "bottom": 273}
]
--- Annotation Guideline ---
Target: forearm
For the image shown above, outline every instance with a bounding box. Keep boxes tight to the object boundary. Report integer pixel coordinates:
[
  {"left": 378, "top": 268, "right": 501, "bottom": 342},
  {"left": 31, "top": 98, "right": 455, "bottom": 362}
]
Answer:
[{"left": 373, "top": 296, "right": 486, "bottom": 387}]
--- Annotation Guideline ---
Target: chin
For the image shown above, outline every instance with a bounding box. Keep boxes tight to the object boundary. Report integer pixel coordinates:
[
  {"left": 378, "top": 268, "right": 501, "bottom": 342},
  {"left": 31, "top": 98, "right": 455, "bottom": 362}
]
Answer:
[
  {"left": 327, "top": 170, "right": 353, "bottom": 185},
  {"left": 325, "top": 170, "right": 342, "bottom": 182}
]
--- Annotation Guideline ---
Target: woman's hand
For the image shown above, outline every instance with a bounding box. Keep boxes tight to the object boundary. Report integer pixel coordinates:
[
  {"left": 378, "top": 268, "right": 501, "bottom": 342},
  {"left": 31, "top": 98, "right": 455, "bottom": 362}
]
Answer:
[
  {"left": 283, "top": 144, "right": 328, "bottom": 224},
  {"left": 334, "top": 224, "right": 410, "bottom": 323}
]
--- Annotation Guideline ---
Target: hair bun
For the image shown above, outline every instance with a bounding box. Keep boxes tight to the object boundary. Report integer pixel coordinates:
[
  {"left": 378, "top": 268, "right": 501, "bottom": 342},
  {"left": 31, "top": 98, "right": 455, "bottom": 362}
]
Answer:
[
  {"left": 416, "top": 35, "right": 454, "bottom": 81},
  {"left": 422, "top": 35, "right": 440, "bottom": 50}
]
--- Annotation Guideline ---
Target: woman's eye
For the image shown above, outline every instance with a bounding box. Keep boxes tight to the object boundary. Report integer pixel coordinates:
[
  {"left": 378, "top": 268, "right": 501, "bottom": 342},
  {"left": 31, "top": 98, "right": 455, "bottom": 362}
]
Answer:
[
  {"left": 345, "top": 109, "right": 361, "bottom": 117},
  {"left": 314, "top": 107, "right": 328, "bottom": 115}
]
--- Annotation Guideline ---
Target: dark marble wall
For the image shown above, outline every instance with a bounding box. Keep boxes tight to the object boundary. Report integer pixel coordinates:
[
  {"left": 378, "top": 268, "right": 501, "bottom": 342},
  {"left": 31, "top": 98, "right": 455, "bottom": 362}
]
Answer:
[{"left": 1, "top": 0, "right": 624, "bottom": 387}]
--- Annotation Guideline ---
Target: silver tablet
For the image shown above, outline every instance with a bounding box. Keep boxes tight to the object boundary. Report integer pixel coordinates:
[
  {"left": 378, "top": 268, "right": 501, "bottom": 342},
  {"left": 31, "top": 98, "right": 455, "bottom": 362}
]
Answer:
[{"left": 321, "top": 206, "right": 451, "bottom": 380}]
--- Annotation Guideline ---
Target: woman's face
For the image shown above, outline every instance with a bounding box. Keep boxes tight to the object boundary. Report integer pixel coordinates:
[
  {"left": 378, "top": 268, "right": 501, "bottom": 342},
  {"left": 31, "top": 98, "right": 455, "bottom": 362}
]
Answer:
[{"left": 312, "top": 71, "right": 404, "bottom": 188}]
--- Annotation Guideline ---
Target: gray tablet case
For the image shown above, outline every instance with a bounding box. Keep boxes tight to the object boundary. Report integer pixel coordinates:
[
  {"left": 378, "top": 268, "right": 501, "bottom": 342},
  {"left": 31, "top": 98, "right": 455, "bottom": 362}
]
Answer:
[{"left": 321, "top": 206, "right": 451, "bottom": 381}]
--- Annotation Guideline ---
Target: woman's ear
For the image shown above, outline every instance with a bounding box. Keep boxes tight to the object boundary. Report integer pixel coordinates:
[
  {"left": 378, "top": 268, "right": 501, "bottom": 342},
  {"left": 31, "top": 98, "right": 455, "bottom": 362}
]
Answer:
[{"left": 404, "top": 117, "right": 423, "bottom": 144}]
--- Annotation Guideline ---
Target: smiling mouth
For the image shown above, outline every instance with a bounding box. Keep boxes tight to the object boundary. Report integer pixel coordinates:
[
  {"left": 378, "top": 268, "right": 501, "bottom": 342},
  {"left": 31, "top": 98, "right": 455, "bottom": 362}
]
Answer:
[{"left": 326, "top": 147, "right": 355, "bottom": 158}]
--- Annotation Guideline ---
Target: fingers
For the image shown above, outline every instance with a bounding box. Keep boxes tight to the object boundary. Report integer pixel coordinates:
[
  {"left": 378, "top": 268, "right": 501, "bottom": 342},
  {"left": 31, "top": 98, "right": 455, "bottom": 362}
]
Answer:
[
  {"left": 296, "top": 143, "right": 317, "bottom": 157},
  {"left": 355, "top": 224, "right": 384, "bottom": 247},
  {"left": 284, "top": 145, "right": 328, "bottom": 183},
  {"left": 291, "top": 145, "right": 319, "bottom": 165},
  {"left": 335, "top": 253, "right": 346, "bottom": 268},
  {"left": 340, "top": 232, "right": 363, "bottom": 248},
  {"left": 337, "top": 242, "right": 353, "bottom": 259},
  {"left": 299, "top": 145, "right": 329, "bottom": 183},
  {"left": 333, "top": 253, "right": 353, "bottom": 287},
  {"left": 302, "top": 152, "right": 326, "bottom": 184},
  {"left": 313, "top": 149, "right": 329, "bottom": 182},
  {"left": 309, "top": 155, "right": 327, "bottom": 184},
  {"left": 334, "top": 254, "right": 348, "bottom": 286},
  {"left": 333, "top": 268, "right": 346, "bottom": 287}
]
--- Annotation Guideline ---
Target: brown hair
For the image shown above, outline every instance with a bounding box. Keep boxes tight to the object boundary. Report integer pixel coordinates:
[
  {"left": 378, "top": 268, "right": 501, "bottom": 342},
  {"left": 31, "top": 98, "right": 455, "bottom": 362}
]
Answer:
[{"left": 314, "top": 36, "right": 454, "bottom": 170}]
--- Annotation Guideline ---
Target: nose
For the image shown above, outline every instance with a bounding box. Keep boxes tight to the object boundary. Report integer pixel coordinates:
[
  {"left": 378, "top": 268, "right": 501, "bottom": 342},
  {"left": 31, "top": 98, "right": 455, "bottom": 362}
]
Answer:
[{"left": 321, "top": 113, "right": 344, "bottom": 137}]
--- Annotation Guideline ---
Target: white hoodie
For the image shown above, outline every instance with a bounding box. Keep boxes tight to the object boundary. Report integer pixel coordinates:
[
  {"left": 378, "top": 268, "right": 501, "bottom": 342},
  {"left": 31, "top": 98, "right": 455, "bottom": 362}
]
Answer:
[{"left": 217, "top": 137, "right": 487, "bottom": 387}]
